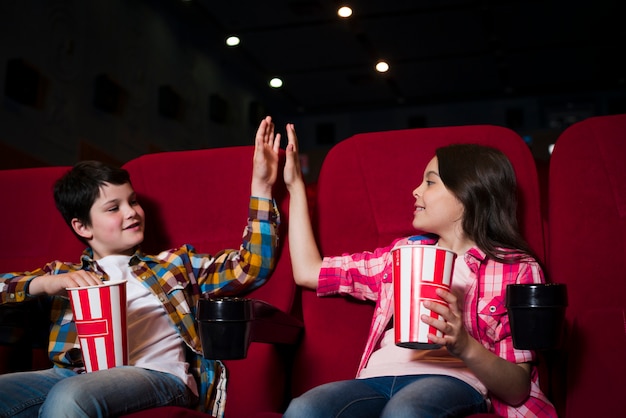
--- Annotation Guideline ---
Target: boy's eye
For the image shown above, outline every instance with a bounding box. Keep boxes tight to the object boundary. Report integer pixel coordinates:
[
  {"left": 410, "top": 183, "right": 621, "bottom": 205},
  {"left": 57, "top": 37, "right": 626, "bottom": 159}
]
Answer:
[{"left": 426, "top": 180, "right": 435, "bottom": 186}]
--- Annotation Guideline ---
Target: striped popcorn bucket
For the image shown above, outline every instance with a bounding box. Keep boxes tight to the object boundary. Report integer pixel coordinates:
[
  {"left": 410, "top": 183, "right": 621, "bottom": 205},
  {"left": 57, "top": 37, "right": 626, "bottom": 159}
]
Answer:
[
  {"left": 67, "top": 280, "right": 128, "bottom": 372},
  {"left": 392, "top": 245, "right": 455, "bottom": 349}
]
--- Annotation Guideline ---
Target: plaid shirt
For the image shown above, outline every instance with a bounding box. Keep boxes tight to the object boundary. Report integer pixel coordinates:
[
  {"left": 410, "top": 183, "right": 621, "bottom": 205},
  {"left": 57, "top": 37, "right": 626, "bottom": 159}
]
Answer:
[
  {"left": 0, "top": 197, "right": 279, "bottom": 417},
  {"left": 318, "top": 235, "right": 557, "bottom": 418}
]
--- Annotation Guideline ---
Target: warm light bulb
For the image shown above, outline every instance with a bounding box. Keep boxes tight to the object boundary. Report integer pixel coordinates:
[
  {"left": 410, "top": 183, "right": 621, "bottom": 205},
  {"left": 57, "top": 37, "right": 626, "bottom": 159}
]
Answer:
[
  {"left": 375, "top": 61, "right": 389, "bottom": 73},
  {"left": 226, "top": 36, "right": 240, "bottom": 47},
  {"left": 338, "top": 6, "right": 352, "bottom": 18},
  {"left": 269, "top": 78, "right": 283, "bottom": 88}
]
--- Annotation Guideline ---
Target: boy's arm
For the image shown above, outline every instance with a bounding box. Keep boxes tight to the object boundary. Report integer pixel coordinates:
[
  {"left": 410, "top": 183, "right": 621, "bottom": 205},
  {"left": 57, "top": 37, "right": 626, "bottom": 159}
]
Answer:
[
  {"left": 28, "top": 270, "right": 102, "bottom": 296},
  {"left": 1, "top": 264, "right": 100, "bottom": 303},
  {"left": 1, "top": 272, "right": 41, "bottom": 303},
  {"left": 193, "top": 118, "right": 282, "bottom": 295},
  {"left": 192, "top": 196, "right": 279, "bottom": 296},
  {"left": 284, "top": 123, "right": 322, "bottom": 290},
  {"left": 239, "top": 116, "right": 281, "bottom": 284}
]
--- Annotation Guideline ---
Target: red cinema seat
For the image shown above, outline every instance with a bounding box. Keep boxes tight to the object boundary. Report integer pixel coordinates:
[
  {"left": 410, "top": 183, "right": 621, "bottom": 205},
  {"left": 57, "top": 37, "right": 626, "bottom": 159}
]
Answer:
[
  {"left": 0, "top": 166, "right": 84, "bottom": 375},
  {"left": 547, "top": 113, "right": 626, "bottom": 418}
]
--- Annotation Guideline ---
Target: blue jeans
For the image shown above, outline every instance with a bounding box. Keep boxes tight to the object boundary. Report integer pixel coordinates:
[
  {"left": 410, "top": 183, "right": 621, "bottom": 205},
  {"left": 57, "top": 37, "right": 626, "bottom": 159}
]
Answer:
[
  {"left": 0, "top": 366, "right": 196, "bottom": 418},
  {"left": 283, "top": 375, "right": 487, "bottom": 418}
]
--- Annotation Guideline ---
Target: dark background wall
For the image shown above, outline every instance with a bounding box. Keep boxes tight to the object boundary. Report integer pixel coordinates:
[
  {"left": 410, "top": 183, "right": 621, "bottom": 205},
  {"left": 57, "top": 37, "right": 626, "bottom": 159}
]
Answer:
[
  {"left": 0, "top": 0, "right": 265, "bottom": 169},
  {"left": 1, "top": 0, "right": 625, "bottom": 181}
]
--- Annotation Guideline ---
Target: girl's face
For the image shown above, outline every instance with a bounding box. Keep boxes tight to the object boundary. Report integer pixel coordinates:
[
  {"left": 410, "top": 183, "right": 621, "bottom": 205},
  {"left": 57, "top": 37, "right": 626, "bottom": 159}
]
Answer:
[
  {"left": 412, "top": 156, "right": 465, "bottom": 239},
  {"left": 73, "top": 182, "right": 145, "bottom": 260}
]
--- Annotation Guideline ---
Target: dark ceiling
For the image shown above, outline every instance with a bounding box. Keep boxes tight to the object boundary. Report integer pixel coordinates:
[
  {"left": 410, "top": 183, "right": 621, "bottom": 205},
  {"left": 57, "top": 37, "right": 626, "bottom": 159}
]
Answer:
[{"left": 162, "top": 0, "right": 625, "bottom": 117}]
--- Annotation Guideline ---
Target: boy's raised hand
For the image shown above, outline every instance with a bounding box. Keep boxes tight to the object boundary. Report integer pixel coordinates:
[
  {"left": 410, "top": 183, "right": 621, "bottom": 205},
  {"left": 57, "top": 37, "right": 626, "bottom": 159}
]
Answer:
[{"left": 251, "top": 116, "right": 281, "bottom": 199}]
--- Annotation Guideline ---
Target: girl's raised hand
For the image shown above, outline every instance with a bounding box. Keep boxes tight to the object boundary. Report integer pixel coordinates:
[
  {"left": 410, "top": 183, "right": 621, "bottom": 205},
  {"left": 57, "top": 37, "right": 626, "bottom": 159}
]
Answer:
[{"left": 284, "top": 123, "right": 304, "bottom": 190}]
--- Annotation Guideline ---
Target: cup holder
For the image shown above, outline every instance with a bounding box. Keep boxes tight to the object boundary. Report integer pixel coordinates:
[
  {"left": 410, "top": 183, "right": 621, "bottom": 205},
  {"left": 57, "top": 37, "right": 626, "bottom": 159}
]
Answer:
[
  {"left": 197, "top": 297, "right": 303, "bottom": 359},
  {"left": 506, "top": 283, "right": 567, "bottom": 350}
]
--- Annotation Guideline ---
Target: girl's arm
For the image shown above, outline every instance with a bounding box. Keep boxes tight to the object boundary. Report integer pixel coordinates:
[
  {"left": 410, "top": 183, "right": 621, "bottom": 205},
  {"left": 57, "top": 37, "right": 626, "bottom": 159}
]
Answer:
[
  {"left": 283, "top": 123, "right": 321, "bottom": 290},
  {"left": 424, "top": 288, "right": 531, "bottom": 405},
  {"left": 456, "top": 334, "right": 531, "bottom": 405}
]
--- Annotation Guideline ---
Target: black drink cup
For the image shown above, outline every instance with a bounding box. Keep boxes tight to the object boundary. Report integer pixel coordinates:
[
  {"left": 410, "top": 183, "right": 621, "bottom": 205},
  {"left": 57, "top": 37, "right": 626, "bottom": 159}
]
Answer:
[{"left": 505, "top": 283, "right": 567, "bottom": 350}]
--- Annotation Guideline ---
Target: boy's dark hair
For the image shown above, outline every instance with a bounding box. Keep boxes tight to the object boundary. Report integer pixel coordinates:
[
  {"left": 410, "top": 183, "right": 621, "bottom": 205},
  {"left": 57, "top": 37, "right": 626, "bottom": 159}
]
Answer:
[{"left": 54, "top": 160, "right": 131, "bottom": 229}]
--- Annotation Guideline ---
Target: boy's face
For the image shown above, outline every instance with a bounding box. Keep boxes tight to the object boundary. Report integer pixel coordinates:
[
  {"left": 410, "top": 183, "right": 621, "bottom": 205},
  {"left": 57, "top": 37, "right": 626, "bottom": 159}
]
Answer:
[{"left": 73, "top": 182, "right": 145, "bottom": 260}]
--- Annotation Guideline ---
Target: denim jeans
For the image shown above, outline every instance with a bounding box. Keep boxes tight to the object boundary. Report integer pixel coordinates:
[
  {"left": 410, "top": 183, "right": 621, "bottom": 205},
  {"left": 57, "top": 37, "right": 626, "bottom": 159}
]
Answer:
[
  {"left": 0, "top": 366, "right": 196, "bottom": 418},
  {"left": 283, "top": 374, "right": 487, "bottom": 418}
]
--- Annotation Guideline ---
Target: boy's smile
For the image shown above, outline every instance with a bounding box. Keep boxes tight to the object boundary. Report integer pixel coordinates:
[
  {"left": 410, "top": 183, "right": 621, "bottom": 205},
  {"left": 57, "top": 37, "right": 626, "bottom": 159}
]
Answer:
[
  {"left": 73, "top": 182, "right": 145, "bottom": 260},
  {"left": 123, "top": 220, "right": 142, "bottom": 231}
]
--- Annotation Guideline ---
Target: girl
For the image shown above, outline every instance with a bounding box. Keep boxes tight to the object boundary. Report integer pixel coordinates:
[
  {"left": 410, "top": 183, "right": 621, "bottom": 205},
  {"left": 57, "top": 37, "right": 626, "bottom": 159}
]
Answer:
[{"left": 280, "top": 123, "right": 556, "bottom": 418}]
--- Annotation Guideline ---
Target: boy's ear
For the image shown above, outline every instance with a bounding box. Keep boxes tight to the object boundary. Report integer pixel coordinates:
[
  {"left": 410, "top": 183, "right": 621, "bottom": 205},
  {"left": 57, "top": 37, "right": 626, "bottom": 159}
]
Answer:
[{"left": 71, "top": 218, "right": 93, "bottom": 240}]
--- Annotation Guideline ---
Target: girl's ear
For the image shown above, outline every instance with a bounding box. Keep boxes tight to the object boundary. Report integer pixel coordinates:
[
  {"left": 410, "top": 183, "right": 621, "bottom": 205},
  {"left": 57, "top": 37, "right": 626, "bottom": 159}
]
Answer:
[{"left": 71, "top": 218, "right": 93, "bottom": 240}]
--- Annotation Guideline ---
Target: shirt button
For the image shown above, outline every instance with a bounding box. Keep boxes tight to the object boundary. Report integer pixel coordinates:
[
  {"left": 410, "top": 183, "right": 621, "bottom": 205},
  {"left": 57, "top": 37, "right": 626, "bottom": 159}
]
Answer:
[
  {"left": 383, "top": 273, "right": 388, "bottom": 279},
  {"left": 489, "top": 306, "right": 496, "bottom": 313}
]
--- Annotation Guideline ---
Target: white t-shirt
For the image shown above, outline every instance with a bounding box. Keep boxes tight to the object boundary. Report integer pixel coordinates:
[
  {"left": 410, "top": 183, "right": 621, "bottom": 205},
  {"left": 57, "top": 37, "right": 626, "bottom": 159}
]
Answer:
[
  {"left": 97, "top": 255, "right": 197, "bottom": 395},
  {"left": 358, "top": 255, "right": 487, "bottom": 397}
]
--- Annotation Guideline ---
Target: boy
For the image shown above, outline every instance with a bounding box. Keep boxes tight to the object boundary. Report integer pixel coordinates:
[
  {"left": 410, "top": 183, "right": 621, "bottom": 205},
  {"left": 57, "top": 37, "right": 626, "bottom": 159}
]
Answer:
[{"left": 0, "top": 117, "right": 282, "bottom": 418}]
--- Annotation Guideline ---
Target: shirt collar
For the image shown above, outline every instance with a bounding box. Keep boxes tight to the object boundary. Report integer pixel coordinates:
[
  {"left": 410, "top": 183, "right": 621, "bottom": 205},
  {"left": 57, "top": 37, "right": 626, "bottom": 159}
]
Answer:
[
  {"left": 464, "top": 247, "right": 487, "bottom": 272},
  {"left": 80, "top": 246, "right": 151, "bottom": 270}
]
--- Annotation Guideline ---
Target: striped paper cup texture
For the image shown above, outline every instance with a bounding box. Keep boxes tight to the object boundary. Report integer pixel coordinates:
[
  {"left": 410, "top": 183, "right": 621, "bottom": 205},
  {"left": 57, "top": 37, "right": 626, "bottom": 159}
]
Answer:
[
  {"left": 392, "top": 245, "right": 455, "bottom": 349},
  {"left": 67, "top": 280, "right": 128, "bottom": 372}
]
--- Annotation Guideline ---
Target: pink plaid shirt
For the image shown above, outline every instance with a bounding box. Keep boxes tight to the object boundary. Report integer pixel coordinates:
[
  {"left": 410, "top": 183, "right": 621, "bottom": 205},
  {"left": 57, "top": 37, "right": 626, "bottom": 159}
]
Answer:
[{"left": 318, "top": 235, "right": 557, "bottom": 418}]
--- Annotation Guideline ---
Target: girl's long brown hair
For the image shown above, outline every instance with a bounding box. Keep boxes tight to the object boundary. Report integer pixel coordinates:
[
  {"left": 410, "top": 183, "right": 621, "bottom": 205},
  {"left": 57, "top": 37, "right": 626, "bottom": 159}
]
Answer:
[{"left": 436, "top": 143, "right": 536, "bottom": 263}]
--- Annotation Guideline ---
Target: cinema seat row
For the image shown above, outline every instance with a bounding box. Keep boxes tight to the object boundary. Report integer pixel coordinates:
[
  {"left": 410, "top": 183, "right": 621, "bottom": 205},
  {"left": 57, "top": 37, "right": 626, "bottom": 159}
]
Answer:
[{"left": 1, "top": 113, "right": 625, "bottom": 417}]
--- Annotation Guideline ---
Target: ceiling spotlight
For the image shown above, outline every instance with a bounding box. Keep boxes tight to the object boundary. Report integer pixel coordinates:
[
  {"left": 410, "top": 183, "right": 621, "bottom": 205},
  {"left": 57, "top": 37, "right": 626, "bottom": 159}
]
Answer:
[
  {"left": 338, "top": 6, "right": 353, "bottom": 18},
  {"left": 375, "top": 61, "right": 390, "bottom": 73},
  {"left": 269, "top": 77, "right": 283, "bottom": 88},
  {"left": 226, "top": 36, "right": 240, "bottom": 47}
]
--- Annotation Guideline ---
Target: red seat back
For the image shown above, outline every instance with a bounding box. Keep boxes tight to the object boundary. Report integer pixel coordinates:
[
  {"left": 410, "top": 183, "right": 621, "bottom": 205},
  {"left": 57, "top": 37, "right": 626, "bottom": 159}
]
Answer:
[
  {"left": 0, "top": 166, "right": 85, "bottom": 272},
  {"left": 0, "top": 166, "right": 84, "bottom": 374},
  {"left": 547, "top": 113, "right": 626, "bottom": 418}
]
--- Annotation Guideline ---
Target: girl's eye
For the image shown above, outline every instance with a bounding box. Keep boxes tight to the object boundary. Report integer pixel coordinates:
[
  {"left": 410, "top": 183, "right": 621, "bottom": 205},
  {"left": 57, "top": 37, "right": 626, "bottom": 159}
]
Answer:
[
  {"left": 426, "top": 180, "right": 435, "bottom": 186},
  {"left": 130, "top": 199, "right": 139, "bottom": 206},
  {"left": 107, "top": 206, "right": 119, "bottom": 212}
]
